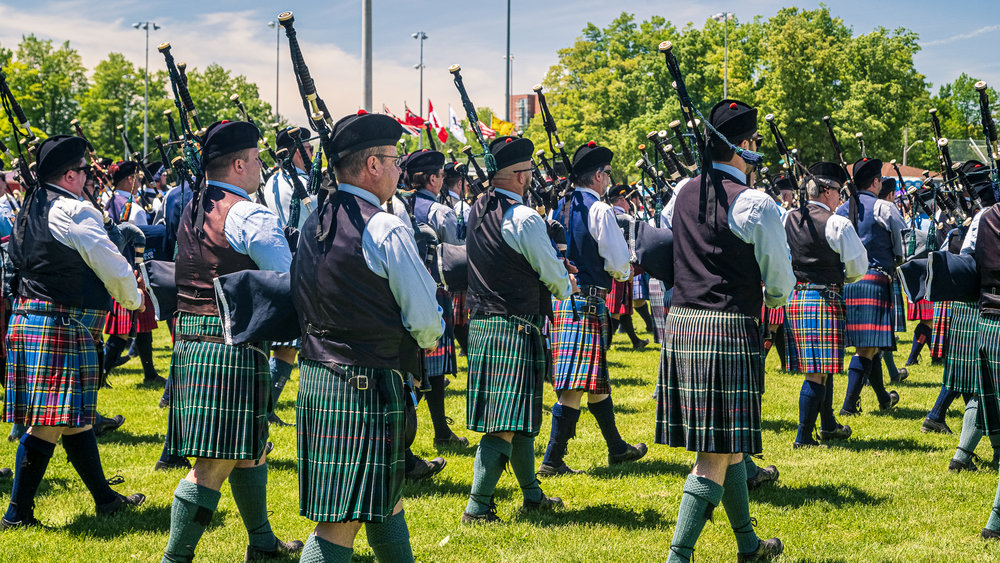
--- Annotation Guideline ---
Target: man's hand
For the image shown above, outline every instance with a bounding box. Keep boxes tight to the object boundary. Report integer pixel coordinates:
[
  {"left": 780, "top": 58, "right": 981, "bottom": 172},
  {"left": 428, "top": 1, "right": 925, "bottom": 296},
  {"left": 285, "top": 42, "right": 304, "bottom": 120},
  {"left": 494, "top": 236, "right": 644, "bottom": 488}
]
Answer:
[
  {"left": 570, "top": 273, "right": 580, "bottom": 294},
  {"left": 563, "top": 257, "right": 579, "bottom": 274},
  {"left": 134, "top": 270, "right": 147, "bottom": 313}
]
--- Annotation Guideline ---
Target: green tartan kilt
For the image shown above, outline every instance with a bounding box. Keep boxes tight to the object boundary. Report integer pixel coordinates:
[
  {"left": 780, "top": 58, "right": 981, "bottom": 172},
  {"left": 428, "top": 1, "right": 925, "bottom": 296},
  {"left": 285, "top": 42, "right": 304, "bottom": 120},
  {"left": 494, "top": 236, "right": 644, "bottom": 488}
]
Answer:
[
  {"left": 977, "top": 313, "right": 1000, "bottom": 437},
  {"left": 297, "top": 359, "right": 406, "bottom": 523},
  {"left": 167, "top": 313, "right": 270, "bottom": 460},
  {"left": 466, "top": 313, "right": 547, "bottom": 436},
  {"left": 943, "top": 301, "right": 981, "bottom": 393}
]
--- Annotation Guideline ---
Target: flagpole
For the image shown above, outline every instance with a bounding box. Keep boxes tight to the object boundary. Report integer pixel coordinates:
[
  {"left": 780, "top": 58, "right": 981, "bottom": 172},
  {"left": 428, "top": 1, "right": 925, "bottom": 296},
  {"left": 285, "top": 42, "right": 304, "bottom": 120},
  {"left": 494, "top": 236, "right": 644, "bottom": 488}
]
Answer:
[{"left": 505, "top": 0, "right": 511, "bottom": 122}]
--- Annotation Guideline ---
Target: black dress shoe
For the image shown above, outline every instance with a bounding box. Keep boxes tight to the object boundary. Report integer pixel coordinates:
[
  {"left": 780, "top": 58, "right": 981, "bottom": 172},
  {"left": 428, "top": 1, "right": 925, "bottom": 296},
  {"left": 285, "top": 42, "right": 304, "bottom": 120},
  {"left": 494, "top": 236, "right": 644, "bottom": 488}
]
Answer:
[
  {"left": 949, "top": 457, "right": 978, "bottom": 473},
  {"left": 245, "top": 538, "right": 305, "bottom": 561},
  {"left": 0, "top": 514, "right": 45, "bottom": 530},
  {"left": 983, "top": 528, "right": 1000, "bottom": 540},
  {"left": 142, "top": 374, "right": 167, "bottom": 387},
  {"left": 608, "top": 443, "right": 648, "bottom": 465},
  {"left": 521, "top": 494, "right": 563, "bottom": 512},
  {"left": 461, "top": 498, "right": 502, "bottom": 524},
  {"left": 921, "top": 417, "right": 952, "bottom": 434},
  {"left": 737, "top": 537, "right": 784, "bottom": 562},
  {"left": 0, "top": 467, "right": 11, "bottom": 478},
  {"left": 433, "top": 432, "right": 470, "bottom": 449},
  {"left": 154, "top": 456, "right": 192, "bottom": 471},
  {"left": 93, "top": 414, "right": 125, "bottom": 437},
  {"left": 879, "top": 391, "right": 900, "bottom": 411},
  {"left": 96, "top": 492, "right": 146, "bottom": 516},
  {"left": 158, "top": 395, "right": 170, "bottom": 409},
  {"left": 746, "top": 465, "right": 779, "bottom": 490},
  {"left": 632, "top": 339, "right": 649, "bottom": 351},
  {"left": 536, "top": 463, "right": 584, "bottom": 477},
  {"left": 406, "top": 456, "right": 446, "bottom": 482},
  {"left": 268, "top": 412, "right": 294, "bottom": 427},
  {"left": 265, "top": 442, "right": 274, "bottom": 456},
  {"left": 896, "top": 367, "right": 909, "bottom": 382},
  {"left": 817, "top": 424, "right": 852, "bottom": 441}
]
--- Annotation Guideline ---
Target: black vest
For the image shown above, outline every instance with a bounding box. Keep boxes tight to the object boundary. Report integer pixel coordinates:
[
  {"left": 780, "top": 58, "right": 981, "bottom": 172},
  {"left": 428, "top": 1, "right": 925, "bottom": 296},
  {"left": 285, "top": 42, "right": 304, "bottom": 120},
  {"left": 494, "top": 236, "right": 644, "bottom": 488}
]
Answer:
[
  {"left": 785, "top": 203, "right": 845, "bottom": 286},
  {"left": 291, "top": 190, "right": 420, "bottom": 374},
  {"left": 9, "top": 185, "right": 111, "bottom": 310},
  {"left": 976, "top": 205, "right": 1000, "bottom": 315},
  {"left": 466, "top": 190, "right": 552, "bottom": 317},
  {"left": 671, "top": 169, "right": 762, "bottom": 318}
]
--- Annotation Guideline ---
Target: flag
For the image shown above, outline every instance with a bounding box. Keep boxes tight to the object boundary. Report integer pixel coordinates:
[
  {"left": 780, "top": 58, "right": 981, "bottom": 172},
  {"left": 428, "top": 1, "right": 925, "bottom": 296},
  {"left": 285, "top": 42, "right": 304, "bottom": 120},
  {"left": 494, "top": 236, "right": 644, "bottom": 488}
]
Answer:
[
  {"left": 383, "top": 104, "right": 421, "bottom": 136},
  {"left": 473, "top": 120, "right": 496, "bottom": 139},
  {"left": 427, "top": 100, "right": 449, "bottom": 144},
  {"left": 491, "top": 115, "right": 516, "bottom": 137},
  {"left": 404, "top": 105, "right": 425, "bottom": 128},
  {"left": 448, "top": 105, "right": 468, "bottom": 144}
]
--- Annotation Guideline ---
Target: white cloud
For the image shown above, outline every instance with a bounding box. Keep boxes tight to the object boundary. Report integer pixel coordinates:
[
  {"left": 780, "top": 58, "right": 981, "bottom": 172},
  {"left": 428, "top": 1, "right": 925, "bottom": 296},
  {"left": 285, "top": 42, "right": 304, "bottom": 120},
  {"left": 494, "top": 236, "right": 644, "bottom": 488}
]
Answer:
[{"left": 921, "top": 24, "right": 1000, "bottom": 47}]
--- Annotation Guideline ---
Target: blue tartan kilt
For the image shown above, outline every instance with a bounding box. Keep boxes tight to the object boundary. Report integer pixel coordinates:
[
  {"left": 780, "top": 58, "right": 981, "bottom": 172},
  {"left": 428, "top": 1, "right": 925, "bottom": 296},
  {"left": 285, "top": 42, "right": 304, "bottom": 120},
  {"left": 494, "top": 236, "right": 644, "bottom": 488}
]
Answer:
[
  {"left": 784, "top": 287, "right": 846, "bottom": 374},
  {"left": 632, "top": 272, "right": 650, "bottom": 300},
  {"left": 649, "top": 280, "right": 667, "bottom": 342},
  {"left": 423, "top": 288, "right": 456, "bottom": 377},
  {"left": 843, "top": 270, "right": 894, "bottom": 349},
  {"left": 891, "top": 278, "right": 906, "bottom": 332},
  {"left": 656, "top": 306, "right": 764, "bottom": 454},
  {"left": 944, "top": 302, "right": 981, "bottom": 393}
]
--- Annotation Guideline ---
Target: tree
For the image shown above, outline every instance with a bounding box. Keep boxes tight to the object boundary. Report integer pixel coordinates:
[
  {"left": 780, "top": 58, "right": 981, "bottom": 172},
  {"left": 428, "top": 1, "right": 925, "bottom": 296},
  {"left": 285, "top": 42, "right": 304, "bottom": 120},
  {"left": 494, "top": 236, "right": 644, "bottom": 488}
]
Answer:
[{"left": 4, "top": 35, "right": 88, "bottom": 137}]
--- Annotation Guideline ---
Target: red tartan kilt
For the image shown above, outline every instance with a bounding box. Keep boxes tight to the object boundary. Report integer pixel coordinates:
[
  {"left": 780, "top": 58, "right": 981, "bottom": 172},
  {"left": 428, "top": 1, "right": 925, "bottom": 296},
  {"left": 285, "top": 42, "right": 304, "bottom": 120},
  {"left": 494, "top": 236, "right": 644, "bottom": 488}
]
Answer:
[
  {"left": 104, "top": 290, "right": 158, "bottom": 335},
  {"left": 606, "top": 279, "right": 633, "bottom": 316},
  {"left": 451, "top": 291, "right": 468, "bottom": 327},
  {"left": 762, "top": 303, "right": 785, "bottom": 326},
  {"left": 907, "top": 298, "right": 934, "bottom": 321}
]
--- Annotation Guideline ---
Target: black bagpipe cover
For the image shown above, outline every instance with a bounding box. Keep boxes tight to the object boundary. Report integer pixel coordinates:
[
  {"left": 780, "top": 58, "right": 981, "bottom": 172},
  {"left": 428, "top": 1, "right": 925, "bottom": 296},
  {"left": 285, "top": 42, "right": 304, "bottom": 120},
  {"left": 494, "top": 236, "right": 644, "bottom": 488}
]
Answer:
[
  {"left": 896, "top": 258, "right": 927, "bottom": 303},
  {"left": 634, "top": 221, "right": 674, "bottom": 289},
  {"left": 213, "top": 270, "right": 300, "bottom": 346},
  {"left": 926, "top": 250, "right": 980, "bottom": 302},
  {"left": 434, "top": 243, "right": 468, "bottom": 293},
  {"left": 137, "top": 224, "right": 170, "bottom": 262},
  {"left": 144, "top": 260, "right": 177, "bottom": 321}
]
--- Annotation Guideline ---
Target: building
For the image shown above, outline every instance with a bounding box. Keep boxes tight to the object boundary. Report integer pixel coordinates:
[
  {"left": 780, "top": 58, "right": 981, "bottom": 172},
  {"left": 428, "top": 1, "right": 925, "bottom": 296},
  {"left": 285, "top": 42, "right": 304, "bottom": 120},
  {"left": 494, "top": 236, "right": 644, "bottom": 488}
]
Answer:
[{"left": 509, "top": 93, "right": 539, "bottom": 131}]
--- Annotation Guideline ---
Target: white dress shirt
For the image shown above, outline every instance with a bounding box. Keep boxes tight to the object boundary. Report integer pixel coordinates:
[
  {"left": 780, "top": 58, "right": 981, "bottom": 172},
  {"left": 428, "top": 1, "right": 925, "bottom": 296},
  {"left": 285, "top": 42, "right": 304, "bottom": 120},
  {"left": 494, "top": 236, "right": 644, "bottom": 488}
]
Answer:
[
  {"left": 574, "top": 186, "right": 630, "bottom": 282},
  {"left": 415, "top": 189, "right": 463, "bottom": 245},
  {"left": 494, "top": 188, "right": 573, "bottom": 299},
  {"left": 209, "top": 181, "right": 292, "bottom": 273},
  {"left": 262, "top": 167, "right": 311, "bottom": 230}
]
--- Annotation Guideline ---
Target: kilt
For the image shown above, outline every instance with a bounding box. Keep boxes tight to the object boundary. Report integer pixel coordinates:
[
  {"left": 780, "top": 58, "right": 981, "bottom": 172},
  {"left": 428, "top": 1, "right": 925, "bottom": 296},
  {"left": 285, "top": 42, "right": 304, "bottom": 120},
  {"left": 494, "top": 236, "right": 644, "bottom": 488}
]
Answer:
[
  {"left": 297, "top": 359, "right": 406, "bottom": 523},
  {"left": 891, "top": 279, "right": 907, "bottom": 332},
  {"left": 423, "top": 288, "right": 456, "bottom": 377},
  {"left": 930, "top": 301, "right": 952, "bottom": 360},
  {"left": 606, "top": 278, "right": 633, "bottom": 316},
  {"left": 649, "top": 280, "right": 666, "bottom": 342},
  {"left": 907, "top": 297, "right": 934, "bottom": 321},
  {"left": 452, "top": 290, "right": 469, "bottom": 327},
  {"left": 167, "top": 313, "right": 270, "bottom": 460},
  {"left": 943, "top": 302, "right": 981, "bottom": 393},
  {"left": 784, "top": 286, "right": 846, "bottom": 374},
  {"left": 656, "top": 306, "right": 764, "bottom": 454},
  {"left": 551, "top": 289, "right": 611, "bottom": 394},
  {"left": 632, "top": 272, "right": 650, "bottom": 301},
  {"left": 763, "top": 304, "right": 785, "bottom": 327},
  {"left": 976, "top": 313, "right": 1000, "bottom": 436},
  {"left": 844, "top": 270, "right": 894, "bottom": 349},
  {"left": 104, "top": 290, "right": 158, "bottom": 335},
  {"left": 466, "top": 313, "right": 546, "bottom": 435},
  {"left": 4, "top": 298, "right": 106, "bottom": 427}
]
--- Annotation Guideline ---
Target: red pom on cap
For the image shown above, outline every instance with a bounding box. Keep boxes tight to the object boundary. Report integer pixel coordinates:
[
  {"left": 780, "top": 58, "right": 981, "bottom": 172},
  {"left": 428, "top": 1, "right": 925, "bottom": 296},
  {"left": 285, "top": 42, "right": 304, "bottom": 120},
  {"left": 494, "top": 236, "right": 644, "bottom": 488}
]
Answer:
[
  {"left": 863, "top": 158, "right": 868, "bottom": 161},
  {"left": 505, "top": 138, "right": 513, "bottom": 143},
  {"left": 976, "top": 164, "right": 983, "bottom": 168},
  {"left": 357, "top": 109, "right": 367, "bottom": 115},
  {"left": 587, "top": 141, "right": 597, "bottom": 148},
  {"left": 729, "top": 102, "right": 738, "bottom": 110},
  {"left": 221, "top": 120, "right": 230, "bottom": 124}
]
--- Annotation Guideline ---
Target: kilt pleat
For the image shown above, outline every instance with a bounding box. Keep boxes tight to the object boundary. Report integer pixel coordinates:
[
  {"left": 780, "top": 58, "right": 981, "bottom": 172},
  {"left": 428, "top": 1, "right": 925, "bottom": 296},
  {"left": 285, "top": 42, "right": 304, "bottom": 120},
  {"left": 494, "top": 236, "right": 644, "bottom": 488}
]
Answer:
[
  {"left": 907, "top": 297, "right": 934, "bottom": 321},
  {"left": 977, "top": 313, "right": 1000, "bottom": 437},
  {"left": 451, "top": 291, "right": 469, "bottom": 327},
  {"left": 784, "top": 287, "right": 846, "bottom": 374},
  {"left": 167, "top": 313, "right": 270, "bottom": 460},
  {"left": 943, "top": 302, "right": 980, "bottom": 393},
  {"left": 931, "top": 301, "right": 952, "bottom": 360},
  {"left": 551, "top": 291, "right": 611, "bottom": 394},
  {"left": 423, "top": 288, "right": 456, "bottom": 377},
  {"left": 632, "top": 272, "right": 650, "bottom": 300},
  {"left": 297, "top": 360, "right": 405, "bottom": 523},
  {"left": 844, "top": 270, "right": 894, "bottom": 349},
  {"left": 4, "top": 298, "right": 105, "bottom": 427},
  {"left": 606, "top": 279, "right": 633, "bottom": 316},
  {"left": 466, "top": 314, "right": 546, "bottom": 435},
  {"left": 104, "top": 290, "right": 158, "bottom": 336},
  {"left": 656, "top": 306, "right": 763, "bottom": 454},
  {"left": 891, "top": 279, "right": 907, "bottom": 332},
  {"left": 649, "top": 280, "right": 666, "bottom": 343}
]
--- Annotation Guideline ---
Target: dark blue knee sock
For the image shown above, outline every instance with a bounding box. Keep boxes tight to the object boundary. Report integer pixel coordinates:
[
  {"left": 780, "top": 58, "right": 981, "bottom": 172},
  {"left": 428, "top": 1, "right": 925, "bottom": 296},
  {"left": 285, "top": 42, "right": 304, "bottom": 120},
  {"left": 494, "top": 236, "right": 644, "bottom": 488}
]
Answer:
[
  {"left": 907, "top": 323, "right": 931, "bottom": 364},
  {"left": 268, "top": 357, "right": 294, "bottom": 407},
  {"left": 588, "top": 396, "right": 628, "bottom": 455},
  {"left": 4, "top": 434, "right": 55, "bottom": 522},
  {"left": 842, "top": 356, "right": 870, "bottom": 413},
  {"left": 542, "top": 403, "right": 580, "bottom": 467},
  {"left": 928, "top": 386, "right": 960, "bottom": 423},
  {"left": 819, "top": 375, "right": 838, "bottom": 431},
  {"left": 868, "top": 353, "right": 890, "bottom": 404},
  {"left": 883, "top": 351, "right": 900, "bottom": 381},
  {"left": 62, "top": 429, "right": 117, "bottom": 505},
  {"left": 796, "top": 380, "right": 824, "bottom": 444}
]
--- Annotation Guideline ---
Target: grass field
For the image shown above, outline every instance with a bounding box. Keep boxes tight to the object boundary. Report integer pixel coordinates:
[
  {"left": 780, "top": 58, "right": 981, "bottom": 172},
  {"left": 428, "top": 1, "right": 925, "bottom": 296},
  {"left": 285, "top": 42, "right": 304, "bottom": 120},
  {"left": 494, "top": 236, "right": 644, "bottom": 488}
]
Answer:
[{"left": 2, "top": 319, "right": 1000, "bottom": 562}]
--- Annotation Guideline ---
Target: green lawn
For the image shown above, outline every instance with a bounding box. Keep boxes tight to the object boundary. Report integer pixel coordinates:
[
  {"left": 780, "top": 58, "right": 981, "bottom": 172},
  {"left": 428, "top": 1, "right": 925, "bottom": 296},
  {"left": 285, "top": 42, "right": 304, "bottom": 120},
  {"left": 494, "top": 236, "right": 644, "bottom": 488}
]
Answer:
[{"left": 2, "top": 319, "right": 1000, "bottom": 562}]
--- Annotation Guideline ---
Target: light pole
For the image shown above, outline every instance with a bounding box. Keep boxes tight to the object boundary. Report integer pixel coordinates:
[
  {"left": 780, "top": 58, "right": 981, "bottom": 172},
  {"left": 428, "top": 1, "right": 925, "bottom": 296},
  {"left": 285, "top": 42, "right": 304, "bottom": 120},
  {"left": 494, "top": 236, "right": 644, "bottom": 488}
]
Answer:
[
  {"left": 412, "top": 31, "right": 427, "bottom": 148},
  {"left": 902, "top": 140, "right": 923, "bottom": 168},
  {"left": 267, "top": 20, "right": 280, "bottom": 121},
  {"left": 711, "top": 12, "right": 734, "bottom": 99},
  {"left": 132, "top": 21, "right": 160, "bottom": 157},
  {"left": 505, "top": 0, "right": 511, "bottom": 122},
  {"left": 123, "top": 74, "right": 133, "bottom": 158}
]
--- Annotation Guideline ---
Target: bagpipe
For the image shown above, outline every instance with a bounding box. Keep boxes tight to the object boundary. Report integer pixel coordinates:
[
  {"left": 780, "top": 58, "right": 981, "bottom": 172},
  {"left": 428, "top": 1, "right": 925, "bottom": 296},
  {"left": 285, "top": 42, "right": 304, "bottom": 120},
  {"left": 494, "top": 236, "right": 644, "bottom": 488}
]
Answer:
[{"left": 0, "top": 66, "right": 38, "bottom": 194}]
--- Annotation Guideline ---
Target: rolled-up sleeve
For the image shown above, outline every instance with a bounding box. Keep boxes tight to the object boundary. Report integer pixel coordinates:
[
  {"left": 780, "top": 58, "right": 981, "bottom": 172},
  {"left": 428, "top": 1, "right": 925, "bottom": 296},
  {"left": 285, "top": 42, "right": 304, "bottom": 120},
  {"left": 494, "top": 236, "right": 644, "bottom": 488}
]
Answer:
[
  {"left": 730, "top": 192, "right": 794, "bottom": 307},
  {"left": 225, "top": 202, "right": 292, "bottom": 273},
  {"left": 503, "top": 206, "right": 573, "bottom": 300},
  {"left": 588, "top": 201, "right": 630, "bottom": 281},
  {"left": 825, "top": 215, "right": 869, "bottom": 284}
]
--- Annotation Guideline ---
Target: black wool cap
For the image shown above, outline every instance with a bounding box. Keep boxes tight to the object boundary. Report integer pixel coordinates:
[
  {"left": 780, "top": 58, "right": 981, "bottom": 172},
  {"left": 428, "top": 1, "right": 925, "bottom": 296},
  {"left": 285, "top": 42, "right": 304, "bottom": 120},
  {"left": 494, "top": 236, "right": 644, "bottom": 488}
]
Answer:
[
  {"left": 490, "top": 136, "right": 535, "bottom": 175},
  {"left": 112, "top": 160, "right": 141, "bottom": 186},
  {"left": 571, "top": 141, "right": 613, "bottom": 177},
  {"left": 879, "top": 177, "right": 897, "bottom": 199},
  {"left": 960, "top": 159, "right": 992, "bottom": 185},
  {"left": 329, "top": 111, "right": 403, "bottom": 165},
  {"left": 708, "top": 99, "right": 758, "bottom": 141},
  {"left": 770, "top": 173, "right": 794, "bottom": 192},
  {"left": 201, "top": 120, "right": 261, "bottom": 168},
  {"left": 37, "top": 135, "right": 90, "bottom": 180},
  {"left": 444, "top": 161, "right": 466, "bottom": 178},
  {"left": 852, "top": 157, "right": 883, "bottom": 190},
  {"left": 405, "top": 150, "right": 445, "bottom": 174},
  {"left": 607, "top": 184, "right": 630, "bottom": 200},
  {"left": 275, "top": 127, "right": 310, "bottom": 150},
  {"left": 808, "top": 161, "right": 847, "bottom": 186}
]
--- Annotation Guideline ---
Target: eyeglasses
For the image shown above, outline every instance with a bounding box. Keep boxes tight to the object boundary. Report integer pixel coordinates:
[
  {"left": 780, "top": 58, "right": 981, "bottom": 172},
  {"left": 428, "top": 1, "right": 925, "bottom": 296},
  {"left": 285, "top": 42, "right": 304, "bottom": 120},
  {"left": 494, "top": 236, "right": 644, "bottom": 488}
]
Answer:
[
  {"left": 375, "top": 154, "right": 403, "bottom": 167},
  {"left": 512, "top": 168, "right": 533, "bottom": 174},
  {"left": 600, "top": 168, "right": 612, "bottom": 176},
  {"left": 68, "top": 165, "right": 92, "bottom": 176}
]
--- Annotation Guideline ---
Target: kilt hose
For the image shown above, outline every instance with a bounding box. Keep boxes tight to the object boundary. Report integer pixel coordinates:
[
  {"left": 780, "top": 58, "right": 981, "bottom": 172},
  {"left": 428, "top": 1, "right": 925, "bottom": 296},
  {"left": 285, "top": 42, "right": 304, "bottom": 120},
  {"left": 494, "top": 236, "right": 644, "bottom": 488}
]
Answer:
[
  {"left": 976, "top": 313, "right": 1000, "bottom": 437},
  {"left": 466, "top": 313, "right": 546, "bottom": 436},
  {"left": 907, "top": 297, "right": 934, "bottom": 321},
  {"left": 930, "top": 301, "right": 953, "bottom": 361},
  {"left": 606, "top": 278, "right": 633, "bottom": 316},
  {"left": 296, "top": 359, "right": 406, "bottom": 523},
  {"left": 104, "top": 290, "right": 158, "bottom": 336},
  {"left": 844, "top": 270, "right": 894, "bottom": 349},
  {"left": 423, "top": 287, "right": 456, "bottom": 377},
  {"left": 452, "top": 290, "right": 469, "bottom": 327},
  {"left": 4, "top": 297, "right": 106, "bottom": 427},
  {"left": 167, "top": 312, "right": 270, "bottom": 460},
  {"left": 784, "top": 286, "right": 846, "bottom": 374},
  {"left": 649, "top": 280, "right": 667, "bottom": 343},
  {"left": 632, "top": 272, "right": 650, "bottom": 300},
  {"left": 891, "top": 278, "right": 907, "bottom": 332},
  {"left": 656, "top": 306, "right": 764, "bottom": 454},
  {"left": 551, "top": 288, "right": 611, "bottom": 394},
  {"left": 943, "top": 302, "right": 981, "bottom": 394}
]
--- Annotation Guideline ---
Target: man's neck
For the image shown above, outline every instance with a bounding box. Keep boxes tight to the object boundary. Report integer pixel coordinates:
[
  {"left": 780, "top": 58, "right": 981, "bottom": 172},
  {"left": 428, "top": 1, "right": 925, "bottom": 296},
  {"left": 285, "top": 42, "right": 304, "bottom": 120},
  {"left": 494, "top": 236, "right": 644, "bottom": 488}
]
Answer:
[
  {"left": 51, "top": 181, "right": 80, "bottom": 198},
  {"left": 492, "top": 181, "right": 524, "bottom": 197}
]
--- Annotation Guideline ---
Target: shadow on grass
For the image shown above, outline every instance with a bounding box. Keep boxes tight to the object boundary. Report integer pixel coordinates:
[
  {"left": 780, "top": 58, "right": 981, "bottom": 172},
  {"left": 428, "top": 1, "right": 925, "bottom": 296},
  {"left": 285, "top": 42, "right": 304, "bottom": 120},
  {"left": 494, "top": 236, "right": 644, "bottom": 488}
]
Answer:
[
  {"left": 754, "top": 483, "right": 887, "bottom": 509},
  {"left": 265, "top": 457, "right": 299, "bottom": 472},
  {"left": 892, "top": 379, "right": 941, "bottom": 389},
  {"left": 836, "top": 436, "right": 936, "bottom": 453},
  {"left": 98, "top": 429, "right": 163, "bottom": 446},
  {"left": 761, "top": 418, "right": 798, "bottom": 433},
  {"left": 63, "top": 504, "right": 228, "bottom": 538},
  {"left": 868, "top": 406, "right": 928, "bottom": 420},
  {"left": 609, "top": 377, "right": 649, "bottom": 388},
  {"left": 405, "top": 475, "right": 470, "bottom": 498},
  {"left": 587, "top": 459, "right": 689, "bottom": 479},
  {"left": 517, "top": 503, "right": 670, "bottom": 529}
]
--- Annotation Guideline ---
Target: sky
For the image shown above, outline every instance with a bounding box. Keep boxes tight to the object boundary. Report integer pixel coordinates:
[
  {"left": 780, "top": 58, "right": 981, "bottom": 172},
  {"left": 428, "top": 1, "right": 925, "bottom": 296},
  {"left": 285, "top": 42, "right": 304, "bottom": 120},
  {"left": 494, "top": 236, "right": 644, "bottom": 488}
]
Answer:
[{"left": 1, "top": 0, "right": 999, "bottom": 129}]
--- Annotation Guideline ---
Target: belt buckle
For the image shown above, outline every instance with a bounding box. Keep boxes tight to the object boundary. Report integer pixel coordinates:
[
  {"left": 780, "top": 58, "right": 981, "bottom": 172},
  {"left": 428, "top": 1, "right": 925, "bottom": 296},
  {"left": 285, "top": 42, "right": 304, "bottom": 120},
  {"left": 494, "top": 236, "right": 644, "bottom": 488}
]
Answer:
[
  {"left": 349, "top": 374, "right": 369, "bottom": 391},
  {"left": 586, "top": 305, "right": 598, "bottom": 315}
]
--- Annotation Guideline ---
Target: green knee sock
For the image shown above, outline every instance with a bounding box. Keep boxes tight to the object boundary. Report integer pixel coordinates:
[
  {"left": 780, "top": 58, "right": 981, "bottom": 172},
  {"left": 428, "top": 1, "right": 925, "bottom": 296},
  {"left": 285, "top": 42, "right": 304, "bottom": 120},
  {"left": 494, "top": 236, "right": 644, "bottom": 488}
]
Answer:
[
  {"left": 162, "top": 479, "right": 221, "bottom": 563},
  {"left": 229, "top": 464, "right": 278, "bottom": 551},
  {"left": 667, "top": 474, "right": 724, "bottom": 563},
  {"left": 721, "top": 462, "right": 760, "bottom": 554},
  {"left": 366, "top": 509, "right": 415, "bottom": 563},
  {"left": 299, "top": 533, "right": 353, "bottom": 563},
  {"left": 742, "top": 454, "right": 759, "bottom": 481},
  {"left": 465, "top": 434, "right": 513, "bottom": 515},
  {"left": 509, "top": 434, "right": 543, "bottom": 503}
]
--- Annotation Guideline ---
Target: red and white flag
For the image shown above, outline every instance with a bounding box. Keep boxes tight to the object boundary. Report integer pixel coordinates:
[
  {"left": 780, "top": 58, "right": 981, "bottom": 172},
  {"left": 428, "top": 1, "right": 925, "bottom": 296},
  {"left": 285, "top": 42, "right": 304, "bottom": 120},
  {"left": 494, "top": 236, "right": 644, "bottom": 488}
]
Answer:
[
  {"left": 427, "top": 100, "right": 449, "bottom": 144},
  {"left": 383, "top": 104, "right": 421, "bottom": 136},
  {"left": 473, "top": 120, "right": 496, "bottom": 139},
  {"left": 404, "top": 105, "right": 425, "bottom": 129}
]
